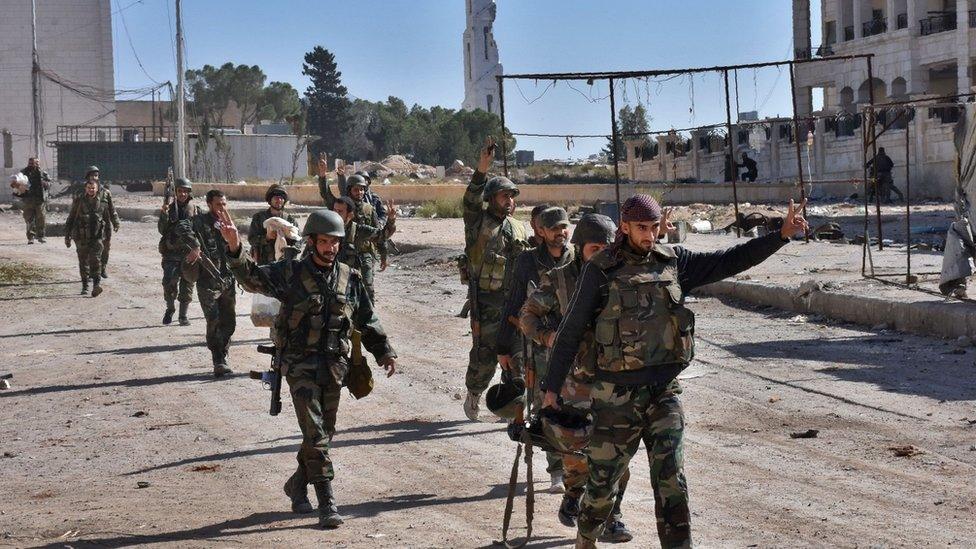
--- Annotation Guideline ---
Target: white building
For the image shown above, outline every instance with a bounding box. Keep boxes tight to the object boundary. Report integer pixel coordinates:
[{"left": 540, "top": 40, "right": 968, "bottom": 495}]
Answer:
[
  {"left": 0, "top": 0, "right": 116, "bottom": 199},
  {"left": 462, "top": 0, "right": 503, "bottom": 114}
]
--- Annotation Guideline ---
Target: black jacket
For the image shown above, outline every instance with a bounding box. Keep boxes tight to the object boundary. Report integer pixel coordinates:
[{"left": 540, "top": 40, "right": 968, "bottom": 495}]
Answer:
[{"left": 496, "top": 244, "right": 571, "bottom": 355}]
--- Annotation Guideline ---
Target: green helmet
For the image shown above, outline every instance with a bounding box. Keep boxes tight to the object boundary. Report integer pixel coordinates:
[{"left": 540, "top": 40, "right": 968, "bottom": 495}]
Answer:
[
  {"left": 486, "top": 378, "right": 525, "bottom": 420},
  {"left": 265, "top": 183, "right": 288, "bottom": 203},
  {"left": 571, "top": 213, "right": 616, "bottom": 245},
  {"left": 346, "top": 174, "right": 368, "bottom": 189},
  {"left": 483, "top": 176, "right": 519, "bottom": 201},
  {"left": 540, "top": 407, "right": 593, "bottom": 454},
  {"left": 85, "top": 166, "right": 100, "bottom": 178},
  {"left": 302, "top": 209, "right": 345, "bottom": 238},
  {"left": 174, "top": 177, "right": 193, "bottom": 191}
]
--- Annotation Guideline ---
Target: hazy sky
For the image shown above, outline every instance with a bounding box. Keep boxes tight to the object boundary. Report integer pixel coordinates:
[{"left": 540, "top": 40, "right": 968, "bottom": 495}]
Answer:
[{"left": 106, "top": 0, "right": 823, "bottom": 160}]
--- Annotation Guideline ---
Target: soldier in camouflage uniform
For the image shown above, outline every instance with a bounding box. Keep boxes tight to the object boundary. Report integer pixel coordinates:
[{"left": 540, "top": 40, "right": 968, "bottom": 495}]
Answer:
[
  {"left": 497, "top": 206, "right": 574, "bottom": 492},
  {"left": 64, "top": 168, "right": 120, "bottom": 297},
  {"left": 217, "top": 207, "right": 397, "bottom": 529},
  {"left": 158, "top": 178, "right": 200, "bottom": 325},
  {"left": 178, "top": 190, "right": 237, "bottom": 377},
  {"left": 332, "top": 196, "right": 397, "bottom": 278},
  {"left": 520, "top": 213, "right": 633, "bottom": 544},
  {"left": 462, "top": 138, "right": 530, "bottom": 420},
  {"left": 15, "top": 157, "right": 51, "bottom": 244},
  {"left": 249, "top": 184, "right": 299, "bottom": 265},
  {"left": 545, "top": 195, "right": 808, "bottom": 548},
  {"left": 92, "top": 168, "right": 118, "bottom": 279}
]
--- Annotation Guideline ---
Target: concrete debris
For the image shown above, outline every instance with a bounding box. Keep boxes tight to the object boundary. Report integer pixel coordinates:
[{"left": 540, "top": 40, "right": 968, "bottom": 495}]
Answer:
[
  {"left": 0, "top": 379, "right": 9, "bottom": 390},
  {"left": 789, "top": 429, "right": 819, "bottom": 439},
  {"left": 888, "top": 445, "right": 923, "bottom": 457},
  {"left": 191, "top": 464, "right": 221, "bottom": 473},
  {"left": 691, "top": 220, "right": 713, "bottom": 233},
  {"left": 136, "top": 481, "right": 151, "bottom": 489}
]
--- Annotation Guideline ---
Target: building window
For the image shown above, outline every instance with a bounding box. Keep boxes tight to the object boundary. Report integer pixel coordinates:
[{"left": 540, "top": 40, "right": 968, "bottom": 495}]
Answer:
[
  {"left": 466, "top": 42, "right": 472, "bottom": 80},
  {"left": 487, "top": 94, "right": 493, "bottom": 114},
  {"left": 2, "top": 130, "right": 11, "bottom": 168},
  {"left": 824, "top": 21, "right": 837, "bottom": 45},
  {"left": 483, "top": 27, "right": 490, "bottom": 60}
]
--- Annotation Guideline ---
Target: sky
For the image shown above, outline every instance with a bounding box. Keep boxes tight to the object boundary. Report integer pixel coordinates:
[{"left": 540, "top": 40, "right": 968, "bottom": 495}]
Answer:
[{"left": 108, "top": 0, "right": 822, "bottom": 161}]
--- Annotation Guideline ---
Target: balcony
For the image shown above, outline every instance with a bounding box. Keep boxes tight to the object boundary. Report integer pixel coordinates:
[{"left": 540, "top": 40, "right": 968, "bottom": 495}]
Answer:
[
  {"left": 795, "top": 45, "right": 835, "bottom": 60},
  {"left": 862, "top": 18, "right": 887, "bottom": 37},
  {"left": 920, "top": 13, "right": 957, "bottom": 36},
  {"left": 844, "top": 25, "right": 855, "bottom": 41},
  {"left": 896, "top": 13, "right": 908, "bottom": 29}
]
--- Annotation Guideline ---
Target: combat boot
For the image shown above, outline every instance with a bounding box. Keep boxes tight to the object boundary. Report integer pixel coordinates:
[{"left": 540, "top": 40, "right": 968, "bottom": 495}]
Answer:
[
  {"left": 463, "top": 391, "right": 481, "bottom": 421},
  {"left": 178, "top": 302, "right": 191, "bottom": 326},
  {"left": 101, "top": 268, "right": 108, "bottom": 278},
  {"left": 163, "top": 301, "right": 176, "bottom": 325},
  {"left": 558, "top": 493, "right": 580, "bottom": 527},
  {"left": 91, "top": 277, "right": 103, "bottom": 298},
  {"left": 81, "top": 280, "right": 89, "bottom": 295},
  {"left": 575, "top": 534, "right": 598, "bottom": 549},
  {"left": 283, "top": 468, "right": 313, "bottom": 514},
  {"left": 313, "top": 480, "right": 343, "bottom": 528},
  {"left": 598, "top": 520, "right": 633, "bottom": 543},
  {"left": 550, "top": 471, "right": 565, "bottom": 494}
]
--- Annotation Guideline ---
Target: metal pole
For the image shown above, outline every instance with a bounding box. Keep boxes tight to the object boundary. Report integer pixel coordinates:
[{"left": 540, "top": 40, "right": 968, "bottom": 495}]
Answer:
[
  {"left": 174, "top": 0, "right": 187, "bottom": 179},
  {"left": 498, "top": 75, "right": 508, "bottom": 177},
  {"left": 609, "top": 77, "right": 622, "bottom": 223},
  {"left": 30, "top": 0, "right": 42, "bottom": 159},
  {"left": 723, "top": 70, "right": 741, "bottom": 237},
  {"left": 789, "top": 61, "right": 810, "bottom": 242},
  {"left": 151, "top": 90, "right": 157, "bottom": 141},
  {"left": 860, "top": 105, "right": 869, "bottom": 276},
  {"left": 867, "top": 56, "right": 884, "bottom": 250},
  {"left": 905, "top": 116, "right": 911, "bottom": 283}
]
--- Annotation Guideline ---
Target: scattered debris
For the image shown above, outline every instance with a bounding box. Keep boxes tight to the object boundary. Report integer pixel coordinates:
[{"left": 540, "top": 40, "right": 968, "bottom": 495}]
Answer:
[
  {"left": 136, "top": 481, "right": 151, "bottom": 489},
  {"left": 131, "top": 411, "right": 148, "bottom": 418},
  {"left": 191, "top": 464, "right": 221, "bottom": 473},
  {"left": 888, "top": 445, "right": 923, "bottom": 457},
  {"left": 789, "top": 429, "right": 819, "bottom": 439},
  {"left": 2, "top": 452, "right": 15, "bottom": 458},
  {"left": 955, "top": 336, "right": 973, "bottom": 348},
  {"left": 768, "top": 396, "right": 781, "bottom": 403},
  {"left": 691, "top": 219, "right": 713, "bottom": 233}
]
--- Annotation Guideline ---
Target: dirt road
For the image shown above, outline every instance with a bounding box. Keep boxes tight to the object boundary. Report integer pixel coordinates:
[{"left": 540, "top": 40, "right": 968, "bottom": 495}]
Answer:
[{"left": 1, "top": 211, "right": 974, "bottom": 548}]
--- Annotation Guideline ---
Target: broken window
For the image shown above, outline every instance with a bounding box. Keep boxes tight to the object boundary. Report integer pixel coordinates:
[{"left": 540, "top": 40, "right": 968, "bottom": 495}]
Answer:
[
  {"left": 2, "top": 130, "right": 11, "bottom": 168},
  {"left": 487, "top": 95, "right": 493, "bottom": 113},
  {"left": 483, "top": 27, "right": 489, "bottom": 60}
]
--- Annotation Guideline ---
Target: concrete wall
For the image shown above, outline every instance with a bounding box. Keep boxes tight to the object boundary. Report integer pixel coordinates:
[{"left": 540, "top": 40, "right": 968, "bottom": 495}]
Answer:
[
  {"left": 187, "top": 134, "right": 308, "bottom": 183},
  {"left": 0, "top": 0, "right": 116, "bottom": 200}
]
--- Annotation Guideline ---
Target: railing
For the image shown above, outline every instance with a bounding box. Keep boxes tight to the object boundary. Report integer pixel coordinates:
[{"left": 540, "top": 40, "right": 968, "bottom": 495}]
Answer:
[
  {"left": 896, "top": 13, "right": 908, "bottom": 29},
  {"left": 929, "top": 105, "right": 961, "bottom": 124},
  {"left": 862, "top": 18, "right": 887, "bottom": 37},
  {"left": 920, "top": 13, "right": 957, "bottom": 36},
  {"left": 795, "top": 45, "right": 835, "bottom": 60},
  {"left": 844, "top": 25, "right": 855, "bottom": 41},
  {"left": 56, "top": 125, "right": 176, "bottom": 143}
]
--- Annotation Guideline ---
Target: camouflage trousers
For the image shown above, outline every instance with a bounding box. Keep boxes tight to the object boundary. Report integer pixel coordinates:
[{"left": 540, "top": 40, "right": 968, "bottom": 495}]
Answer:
[
  {"left": 74, "top": 239, "right": 104, "bottom": 281},
  {"left": 360, "top": 253, "right": 376, "bottom": 301},
  {"left": 161, "top": 259, "right": 193, "bottom": 305},
  {"left": 22, "top": 201, "right": 46, "bottom": 240},
  {"left": 101, "top": 232, "right": 112, "bottom": 272},
  {"left": 287, "top": 364, "right": 342, "bottom": 483},
  {"left": 196, "top": 277, "right": 236, "bottom": 361},
  {"left": 465, "top": 293, "right": 503, "bottom": 394},
  {"left": 578, "top": 380, "right": 690, "bottom": 547}
]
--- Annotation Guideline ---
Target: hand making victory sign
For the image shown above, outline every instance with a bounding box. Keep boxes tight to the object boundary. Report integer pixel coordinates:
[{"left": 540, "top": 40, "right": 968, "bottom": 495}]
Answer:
[
  {"left": 214, "top": 205, "right": 241, "bottom": 254},
  {"left": 780, "top": 198, "right": 809, "bottom": 240}
]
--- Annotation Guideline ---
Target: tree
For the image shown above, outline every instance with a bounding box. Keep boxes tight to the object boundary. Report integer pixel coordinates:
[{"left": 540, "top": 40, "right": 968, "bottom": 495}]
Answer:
[
  {"left": 230, "top": 64, "right": 268, "bottom": 131},
  {"left": 302, "top": 46, "right": 350, "bottom": 157},
  {"left": 259, "top": 82, "right": 301, "bottom": 124},
  {"left": 603, "top": 104, "right": 651, "bottom": 162}
]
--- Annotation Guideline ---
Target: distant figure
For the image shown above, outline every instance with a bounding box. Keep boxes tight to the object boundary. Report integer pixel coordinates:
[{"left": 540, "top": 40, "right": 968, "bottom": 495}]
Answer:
[
  {"left": 866, "top": 147, "right": 905, "bottom": 202},
  {"left": 738, "top": 152, "right": 758, "bottom": 182},
  {"left": 14, "top": 157, "right": 51, "bottom": 244}
]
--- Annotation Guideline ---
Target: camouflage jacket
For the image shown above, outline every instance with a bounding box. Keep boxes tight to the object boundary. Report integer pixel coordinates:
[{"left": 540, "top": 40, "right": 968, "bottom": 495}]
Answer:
[
  {"left": 228, "top": 250, "right": 395, "bottom": 383},
  {"left": 496, "top": 244, "right": 573, "bottom": 355},
  {"left": 18, "top": 166, "right": 50, "bottom": 204},
  {"left": 157, "top": 200, "right": 200, "bottom": 260},
  {"left": 462, "top": 171, "right": 529, "bottom": 304},
  {"left": 248, "top": 208, "right": 299, "bottom": 265},
  {"left": 176, "top": 211, "right": 234, "bottom": 282},
  {"left": 65, "top": 188, "right": 119, "bottom": 242},
  {"left": 318, "top": 175, "right": 386, "bottom": 258},
  {"left": 338, "top": 218, "right": 396, "bottom": 270}
]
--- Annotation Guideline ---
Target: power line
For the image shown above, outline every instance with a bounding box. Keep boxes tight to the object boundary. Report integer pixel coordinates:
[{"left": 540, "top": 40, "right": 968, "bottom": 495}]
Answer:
[{"left": 115, "top": 0, "right": 162, "bottom": 84}]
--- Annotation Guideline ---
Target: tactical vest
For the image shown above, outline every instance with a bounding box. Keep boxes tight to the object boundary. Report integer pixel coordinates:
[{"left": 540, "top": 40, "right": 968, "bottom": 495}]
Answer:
[
  {"left": 275, "top": 260, "right": 355, "bottom": 370},
  {"left": 193, "top": 213, "right": 232, "bottom": 275},
  {"left": 549, "top": 260, "right": 598, "bottom": 382},
  {"left": 159, "top": 202, "right": 198, "bottom": 256},
  {"left": 469, "top": 216, "right": 527, "bottom": 293},
  {"left": 70, "top": 190, "right": 111, "bottom": 241},
  {"left": 591, "top": 246, "right": 695, "bottom": 373},
  {"left": 338, "top": 222, "right": 367, "bottom": 269}
]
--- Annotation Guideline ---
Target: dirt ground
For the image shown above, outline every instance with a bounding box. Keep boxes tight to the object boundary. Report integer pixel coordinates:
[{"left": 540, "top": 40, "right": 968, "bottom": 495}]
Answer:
[{"left": 1, "top": 208, "right": 975, "bottom": 548}]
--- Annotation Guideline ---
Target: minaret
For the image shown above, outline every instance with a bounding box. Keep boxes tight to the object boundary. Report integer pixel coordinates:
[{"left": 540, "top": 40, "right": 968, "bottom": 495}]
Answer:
[{"left": 463, "top": 0, "right": 503, "bottom": 114}]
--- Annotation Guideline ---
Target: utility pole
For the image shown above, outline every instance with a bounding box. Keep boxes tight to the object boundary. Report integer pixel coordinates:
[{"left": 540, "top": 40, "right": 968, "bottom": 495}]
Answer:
[
  {"left": 30, "top": 0, "right": 42, "bottom": 159},
  {"left": 174, "top": 0, "right": 186, "bottom": 178}
]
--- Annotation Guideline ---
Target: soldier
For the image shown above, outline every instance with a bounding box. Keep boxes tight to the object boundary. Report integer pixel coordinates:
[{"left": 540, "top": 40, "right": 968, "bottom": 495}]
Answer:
[
  {"left": 520, "top": 213, "right": 633, "bottom": 544},
  {"left": 16, "top": 157, "right": 51, "bottom": 244},
  {"left": 217, "top": 207, "right": 397, "bottom": 529},
  {"left": 64, "top": 168, "right": 120, "bottom": 297},
  {"left": 496, "top": 206, "right": 574, "bottom": 492},
  {"left": 461, "top": 137, "right": 530, "bottom": 420},
  {"left": 544, "top": 194, "right": 808, "bottom": 548},
  {"left": 332, "top": 196, "right": 397, "bottom": 279},
  {"left": 249, "top": 184, "right": 299, "bottom": 265},
  {"left": 88, "top": 167, "right": 119, "bottom": 278},
  {"left": 528, "top": 204, "right": 551, "bottom": 248},
  {"left": 157, "top": 178, "right": 200, "bottom": 325},
  {"left": 179, "top": 190, "right": 237, "bottom": 377}
]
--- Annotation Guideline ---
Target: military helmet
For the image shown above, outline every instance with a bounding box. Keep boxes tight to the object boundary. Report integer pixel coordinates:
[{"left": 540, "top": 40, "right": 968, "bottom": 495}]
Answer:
[
  {"left": 174, "top": 177, "right": 193, "bottom": 191},
  {"left": 265, "top": 183, "right": 289, "bottom": 203},
  {"left": 486, "top": 378, "right": 526, "bottom": 420},
  {"left": 302, "top": 209, "right": 345, "bottom": 238},
  {"left": 483, "top": 176, "right": 519, "bottom": 201},
  {"left": 354, "top": 170, "right": 373, "bottom": 184},
  {"left": 540, "top": 406, "right": 593, "bottom": 454},
  {"left": 346, "top": 174, "right": 368, "bottom": 189},
  {"left": 571, "top": 213, "right": 617, "bottom": 246},
  {"left": 85, "top": 165, "right": 100, "bottom": 178}
]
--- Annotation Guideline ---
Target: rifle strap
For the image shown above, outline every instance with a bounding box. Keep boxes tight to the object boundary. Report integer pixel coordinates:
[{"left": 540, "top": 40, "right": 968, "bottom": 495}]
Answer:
[{"left": 501, "top": 443, "right": 523, "bottom": 548}]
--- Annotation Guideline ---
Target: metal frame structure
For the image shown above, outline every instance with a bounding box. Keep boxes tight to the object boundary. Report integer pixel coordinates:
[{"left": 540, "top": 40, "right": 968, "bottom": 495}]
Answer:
[{"left": 496, "top": 54, "right": 875, "bottom": 238}]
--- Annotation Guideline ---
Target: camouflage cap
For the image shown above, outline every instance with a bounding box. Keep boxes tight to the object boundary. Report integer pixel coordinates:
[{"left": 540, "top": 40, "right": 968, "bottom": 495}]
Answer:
[
  {"left": 486, "top": 378, "right": 525, "bottom": 420},
  {"left": 539, "top": 406, "right": 593, "bottom": 454},
  {"left": 483, "top": 176, "right": 519, "bottom": 201},
  {"left": 539, "top": 207, "right": 569, "bottom": 229}
]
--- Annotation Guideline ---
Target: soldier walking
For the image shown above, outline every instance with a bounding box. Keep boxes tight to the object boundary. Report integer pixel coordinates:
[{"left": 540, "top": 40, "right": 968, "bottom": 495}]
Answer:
[
  {"left": 16, "top": 157, "right": 51, "bottom": 244},
  {"left": 217, "top": 207, "right": 397, "bottom": 529},
  {"left": 332, "top": 196, "right": 397, "bottom": 276},
  {"left": 249, "top": 184, "right": 299, "bottom": 265},
  {"left": 462, "top": 137, "right": 530, "bottom": 420},
  {"left": 158, "top": 178, "right": 199, "bottom": 325},
  {"left": 544, "top": 194, "right": 808, "bottom": 548},
  {"left": 87, "top": 167, "right": 119, "bottom": 278},
  {"left": 178, "top": 190, "right": 236, "bottom": 377},
  {"left": 64, "top": 168, "right": 120, "bottom": 297},
  {"left": 520, "top": 213, "right": 634, "bottom": 543}
]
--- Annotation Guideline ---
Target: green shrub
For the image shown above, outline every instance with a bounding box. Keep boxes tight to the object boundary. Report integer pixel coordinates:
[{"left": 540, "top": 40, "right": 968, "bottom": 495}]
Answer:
[{"left": 416, "top": 198, "right": 464, "bottom": 218}]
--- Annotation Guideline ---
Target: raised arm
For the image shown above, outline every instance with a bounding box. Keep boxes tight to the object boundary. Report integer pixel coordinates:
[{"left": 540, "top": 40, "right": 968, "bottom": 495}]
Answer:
[{"left": 317, "top": 158, "right": 338, "bottom": 208}]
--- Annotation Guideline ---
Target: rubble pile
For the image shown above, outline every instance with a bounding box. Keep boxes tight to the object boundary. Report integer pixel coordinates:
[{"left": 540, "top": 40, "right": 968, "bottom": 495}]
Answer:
[{"left": 355, "top": 155, "right": 471, "bottom": 181}]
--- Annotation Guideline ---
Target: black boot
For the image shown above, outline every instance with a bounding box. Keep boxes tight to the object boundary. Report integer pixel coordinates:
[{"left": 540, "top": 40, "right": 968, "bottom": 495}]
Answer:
[
  {"left": 313, "top": 481, "right": 343, "bottom": 528},
  {"left": 599, "top": 519, "right": 634, "bottom": 543},
  {"left": 283, "top": 468, "right": 313, "bottom": 514},
  {"left": 91, "top": 277, "right": 103, "bottom": 298},
  {"left": 178, "top": 302, "right": 190, "bottom": 326},
  {"left": 163, "top": 301, "right": 175, "bottom": 325},
  {"left": 101, "top": 268, "right": 108, "bottom": 278},
  {"left": 212, "top": 350, "right": 232, "bottom": 377},
  {"left": 558, "top": 493, "right": 580, "bottom": 527}
]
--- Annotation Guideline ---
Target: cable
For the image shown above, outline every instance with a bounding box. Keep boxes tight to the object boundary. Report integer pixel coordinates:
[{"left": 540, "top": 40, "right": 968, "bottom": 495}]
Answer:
[
  {"left": 513, "top": 79, "right": 556, "bottom": 105},
  {"left": 116, "top": 0, "right": 162, "bottom": 84}
]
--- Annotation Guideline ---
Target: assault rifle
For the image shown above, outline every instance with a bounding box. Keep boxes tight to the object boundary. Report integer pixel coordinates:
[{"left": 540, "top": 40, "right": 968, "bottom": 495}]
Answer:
[
  {"left": 248, "top": 344, "right": 282, "bottom": 416},
  {"left": 162, "top": 167, "right": 177, "bottom": 223}
]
